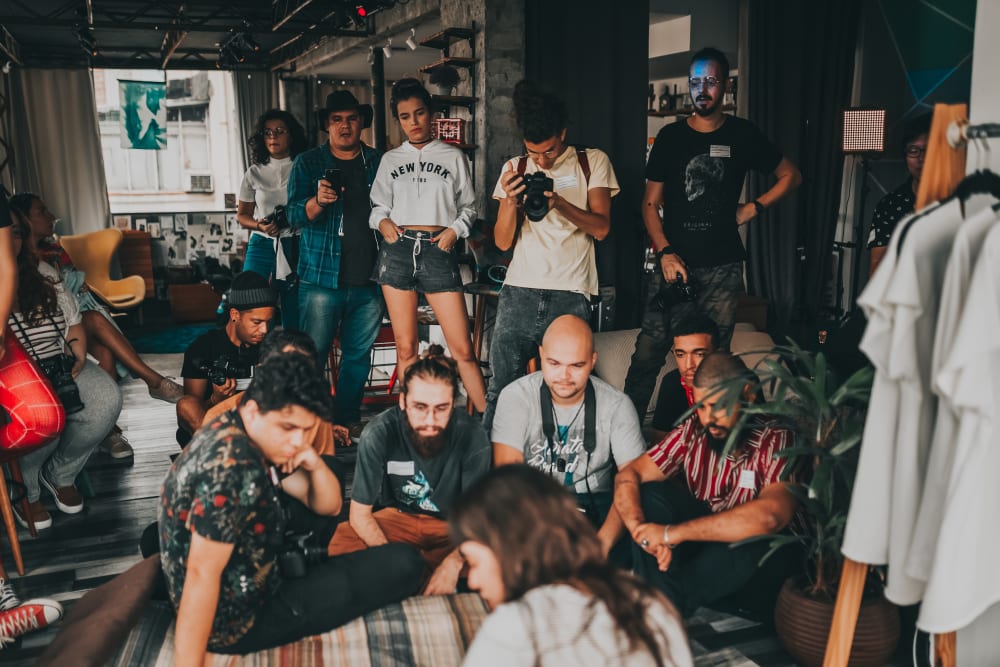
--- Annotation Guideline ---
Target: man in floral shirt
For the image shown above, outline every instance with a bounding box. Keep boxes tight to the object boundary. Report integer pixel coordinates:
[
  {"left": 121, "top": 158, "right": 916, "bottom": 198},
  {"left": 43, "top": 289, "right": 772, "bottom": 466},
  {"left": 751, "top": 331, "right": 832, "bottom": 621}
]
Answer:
[{"left": 159, "top": 354, "right": 423, "bottom": 661}]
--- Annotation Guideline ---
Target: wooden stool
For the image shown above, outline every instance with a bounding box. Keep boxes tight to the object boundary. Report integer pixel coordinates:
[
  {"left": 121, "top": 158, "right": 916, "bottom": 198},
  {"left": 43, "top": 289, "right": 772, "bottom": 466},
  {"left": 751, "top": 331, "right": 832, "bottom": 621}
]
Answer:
[{"left": 0, "top": 459, "right": 37, "bottom": 576}]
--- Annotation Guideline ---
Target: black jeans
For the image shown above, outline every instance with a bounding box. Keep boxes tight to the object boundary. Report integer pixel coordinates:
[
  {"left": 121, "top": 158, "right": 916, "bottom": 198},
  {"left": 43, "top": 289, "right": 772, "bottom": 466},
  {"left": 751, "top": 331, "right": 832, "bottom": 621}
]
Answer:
[
  {"left": 217, "top": 543, "right": 425, "bottom": 654},
  {"left": 632, "top": 481, "right": 797, "bottom": 617}
]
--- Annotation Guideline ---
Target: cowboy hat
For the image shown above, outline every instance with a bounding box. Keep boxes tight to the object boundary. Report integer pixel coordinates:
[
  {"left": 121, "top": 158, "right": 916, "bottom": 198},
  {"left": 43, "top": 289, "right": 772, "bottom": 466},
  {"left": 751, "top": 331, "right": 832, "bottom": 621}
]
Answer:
[{"left": 316, "top": 90, "right": 374, "bottom": 130}]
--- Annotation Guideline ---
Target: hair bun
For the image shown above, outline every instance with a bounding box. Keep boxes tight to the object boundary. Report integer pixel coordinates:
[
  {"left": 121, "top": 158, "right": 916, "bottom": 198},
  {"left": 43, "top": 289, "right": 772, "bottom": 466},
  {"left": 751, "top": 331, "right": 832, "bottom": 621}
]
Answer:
[{"left": 423, "top": 344, "right": 447, "bottom": 360}]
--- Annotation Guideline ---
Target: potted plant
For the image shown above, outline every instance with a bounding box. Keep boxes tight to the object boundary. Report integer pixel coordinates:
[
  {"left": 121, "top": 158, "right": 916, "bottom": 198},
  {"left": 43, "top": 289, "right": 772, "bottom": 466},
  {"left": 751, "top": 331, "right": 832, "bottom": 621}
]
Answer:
[
  {"left": 428, "top": 65, "right": 460, "bottom": 95},
  {"left": 712, "top": 342, "right": 898, "bottom": 667}
]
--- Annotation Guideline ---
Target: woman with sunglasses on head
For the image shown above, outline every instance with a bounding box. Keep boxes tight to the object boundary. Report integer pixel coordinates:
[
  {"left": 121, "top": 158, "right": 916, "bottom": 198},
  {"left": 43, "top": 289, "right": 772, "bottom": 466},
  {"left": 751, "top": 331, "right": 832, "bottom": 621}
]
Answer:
[
  {"left": 6, "top": 211, "right": 121, "bottom": 530},
  {"left": 238, "top": 109, "right": 309, "bottom": 328},
  {"left": 452, "top": 465, "right": 692, "bottom": 667},
  {"left": 369, "top": 78, "right": 485, "bottom": 413}
]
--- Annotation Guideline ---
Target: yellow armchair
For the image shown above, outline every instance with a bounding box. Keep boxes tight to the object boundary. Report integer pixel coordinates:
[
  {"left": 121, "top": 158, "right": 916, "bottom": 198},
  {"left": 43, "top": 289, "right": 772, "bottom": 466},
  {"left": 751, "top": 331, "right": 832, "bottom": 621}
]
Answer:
[{"left": 59, "top": 228, "right": 146, "bottom": 311}]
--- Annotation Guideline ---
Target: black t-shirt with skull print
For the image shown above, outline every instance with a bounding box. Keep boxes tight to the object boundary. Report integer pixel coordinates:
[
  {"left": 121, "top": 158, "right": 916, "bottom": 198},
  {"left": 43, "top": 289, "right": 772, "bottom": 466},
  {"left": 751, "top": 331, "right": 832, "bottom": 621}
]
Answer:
[{"left": 646, "top": 116, "right": 782, "bottom": 268}]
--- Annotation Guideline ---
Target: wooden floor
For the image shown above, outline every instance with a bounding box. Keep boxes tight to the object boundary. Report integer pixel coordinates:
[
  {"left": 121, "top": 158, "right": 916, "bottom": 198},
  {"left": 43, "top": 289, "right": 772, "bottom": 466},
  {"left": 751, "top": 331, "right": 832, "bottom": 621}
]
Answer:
[{"left": 2, "top": 353, "right": 182, "bottom": 663}]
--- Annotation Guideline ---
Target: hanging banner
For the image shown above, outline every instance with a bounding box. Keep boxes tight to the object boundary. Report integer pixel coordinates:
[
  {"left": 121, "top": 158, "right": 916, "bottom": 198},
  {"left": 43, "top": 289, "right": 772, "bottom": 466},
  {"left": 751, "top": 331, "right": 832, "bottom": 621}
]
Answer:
[{"left": 119, "top": 80, "right": 167, "bottom": 150}]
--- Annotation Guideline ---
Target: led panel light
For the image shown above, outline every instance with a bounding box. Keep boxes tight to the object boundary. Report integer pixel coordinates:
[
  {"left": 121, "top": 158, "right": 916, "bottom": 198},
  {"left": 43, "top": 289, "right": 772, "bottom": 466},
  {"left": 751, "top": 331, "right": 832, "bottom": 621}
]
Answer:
[{"left": 842, "top": 108, "right": 886, "bottom": 154}]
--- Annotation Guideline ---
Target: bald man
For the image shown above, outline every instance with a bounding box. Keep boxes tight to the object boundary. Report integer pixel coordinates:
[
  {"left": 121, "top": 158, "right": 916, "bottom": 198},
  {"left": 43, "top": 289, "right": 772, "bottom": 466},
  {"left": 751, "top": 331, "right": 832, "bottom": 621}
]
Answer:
[
  {"left": 491, "top": 315, "right": 647, "bottom": 557},
  {"left": 614, "top": 351, "right": 801, "bottom": 616}
]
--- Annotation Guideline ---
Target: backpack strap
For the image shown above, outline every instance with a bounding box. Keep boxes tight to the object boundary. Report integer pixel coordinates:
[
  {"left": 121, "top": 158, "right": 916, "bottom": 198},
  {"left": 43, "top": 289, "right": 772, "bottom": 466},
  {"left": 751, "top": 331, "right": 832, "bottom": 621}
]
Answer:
[
  {"left": 513, "top": 155, "right": 529, "bottom": 243},
  {"left": 575, "top": 146, "right": 591, "bottom": 186}
]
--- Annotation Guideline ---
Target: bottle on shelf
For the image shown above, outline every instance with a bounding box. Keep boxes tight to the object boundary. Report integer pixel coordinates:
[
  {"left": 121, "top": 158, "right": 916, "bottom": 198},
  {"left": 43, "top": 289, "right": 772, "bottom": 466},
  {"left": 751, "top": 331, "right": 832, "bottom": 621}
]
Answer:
[
  {"left": 658, "top": 84, "right": 670, "bottom": 113},
  {"left": 648, "top": 83, "right": 655, "bottom": 112}
]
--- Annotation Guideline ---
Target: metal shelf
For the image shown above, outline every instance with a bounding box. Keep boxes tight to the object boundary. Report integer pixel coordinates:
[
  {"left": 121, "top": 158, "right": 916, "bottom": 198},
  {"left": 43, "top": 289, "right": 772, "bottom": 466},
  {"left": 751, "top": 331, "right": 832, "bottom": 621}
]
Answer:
[{"left": 419, "top": 27, "right": 475, "bottom": 51}]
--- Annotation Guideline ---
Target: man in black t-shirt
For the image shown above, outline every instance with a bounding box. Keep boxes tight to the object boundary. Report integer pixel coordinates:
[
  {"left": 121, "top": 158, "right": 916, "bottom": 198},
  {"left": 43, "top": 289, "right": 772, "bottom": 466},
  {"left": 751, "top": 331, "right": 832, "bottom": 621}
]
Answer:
[
  {"left": 327, "top": 347, "right": 491, "bottom": 594},
  {"left": 176, "top": 272, "right": 276, "bottom": 445},
  {"left": 624, "top": 47, "right": 801, "bottom": 420}
]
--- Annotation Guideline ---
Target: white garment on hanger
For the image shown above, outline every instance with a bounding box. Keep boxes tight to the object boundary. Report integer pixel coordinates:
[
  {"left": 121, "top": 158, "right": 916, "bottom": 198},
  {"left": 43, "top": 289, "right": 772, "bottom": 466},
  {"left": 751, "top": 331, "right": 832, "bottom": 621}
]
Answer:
[
  {"left": 906, "top": 203, "right": 999, "bottom": 584},
  {"left": 918, "top": 221, "right": 1000, "bottom": 633}
]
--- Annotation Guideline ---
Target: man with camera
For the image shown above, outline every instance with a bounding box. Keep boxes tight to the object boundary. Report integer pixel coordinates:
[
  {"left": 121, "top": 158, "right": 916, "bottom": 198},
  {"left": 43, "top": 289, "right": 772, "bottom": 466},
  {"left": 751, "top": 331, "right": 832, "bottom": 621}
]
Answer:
[
  {"left": 161, "top": 353, "right": 423, "bottom": 661},
  {"left": 175, "top": 271, "right": 275, "bottom": 446},
  {"left": 614, "top": 352, "right": 801, "bottom": 617},
  {"left": 484, "top": 80, "right": 619, "bottom": 430},
  {"left": 623, "top": 47, "right": 801, "bottom": 421},
  {"left": 287, "top": 90, "right": 384, "bottom": 433},
  {"left": 327, "top": 346, "right": 491, "bottom": 594},
  {"left": 492, "top": 315, "right": 646, "bottom": 559}
]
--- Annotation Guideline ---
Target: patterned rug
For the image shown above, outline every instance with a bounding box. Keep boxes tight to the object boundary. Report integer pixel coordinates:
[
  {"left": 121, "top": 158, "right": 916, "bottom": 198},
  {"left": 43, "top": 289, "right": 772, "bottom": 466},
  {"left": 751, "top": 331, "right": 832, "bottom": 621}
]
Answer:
[{"left": 128, "top": 323, "right": 217, "bottom": 354}]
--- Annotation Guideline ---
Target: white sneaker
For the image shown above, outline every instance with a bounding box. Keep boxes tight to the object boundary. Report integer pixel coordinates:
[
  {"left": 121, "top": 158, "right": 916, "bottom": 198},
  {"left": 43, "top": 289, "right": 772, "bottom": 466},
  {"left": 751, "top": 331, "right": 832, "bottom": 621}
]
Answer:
[{"left": 0, "top": 580, "right": 19, "bottom": 612}]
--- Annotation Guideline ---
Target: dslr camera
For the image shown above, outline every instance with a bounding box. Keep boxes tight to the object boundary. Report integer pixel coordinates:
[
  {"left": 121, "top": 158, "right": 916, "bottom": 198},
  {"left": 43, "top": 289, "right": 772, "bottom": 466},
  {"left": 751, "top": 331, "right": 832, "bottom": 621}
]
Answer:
[
  {"left": 263, "top": 205, "right": 289, "bottom": 232},
  {"left": 277, "top": 532, "right": 327, "bottom": 578},
  {"left": 520, "top": 173, "right": 554, "bottom": 222},
  {"left": 39, "top": 354, "right": 85, "bottom": 415},
  {"left": 198, "top": 355, "right": 254, "bottom": 386},
  {"left": 651, "top": 272, "right": 699, "bottom": 310}
]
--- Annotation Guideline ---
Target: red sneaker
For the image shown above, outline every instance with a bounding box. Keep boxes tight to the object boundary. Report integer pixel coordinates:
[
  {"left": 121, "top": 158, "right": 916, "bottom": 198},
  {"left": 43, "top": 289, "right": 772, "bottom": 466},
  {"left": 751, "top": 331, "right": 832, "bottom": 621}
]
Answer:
[{"left": 0, "top": 598, "right": 63, "bottom": 648}]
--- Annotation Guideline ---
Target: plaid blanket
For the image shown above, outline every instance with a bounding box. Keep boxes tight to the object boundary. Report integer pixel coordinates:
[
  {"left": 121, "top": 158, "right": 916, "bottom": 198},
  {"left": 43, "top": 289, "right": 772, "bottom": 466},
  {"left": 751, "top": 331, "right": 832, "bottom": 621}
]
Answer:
[{"left": 111, "top": 594, "right": 489, "bottom": 667}]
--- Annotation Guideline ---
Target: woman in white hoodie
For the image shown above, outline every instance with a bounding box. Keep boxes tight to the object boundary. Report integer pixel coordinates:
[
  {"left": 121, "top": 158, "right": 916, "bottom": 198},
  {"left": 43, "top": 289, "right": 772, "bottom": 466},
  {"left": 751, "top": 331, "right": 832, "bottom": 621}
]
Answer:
[{"left": 369, "top": 78, "right": 486, "bottom": 412}]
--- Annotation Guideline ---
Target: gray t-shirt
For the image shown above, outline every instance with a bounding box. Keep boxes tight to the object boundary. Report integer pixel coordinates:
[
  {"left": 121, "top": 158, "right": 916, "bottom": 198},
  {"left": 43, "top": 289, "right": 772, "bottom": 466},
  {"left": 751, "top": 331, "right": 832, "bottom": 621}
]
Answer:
[
  {"left": 351, "top": 406, "right": 491, "bottom": 518},
  {"left": 491, "top": 373, "right": 646, "bottom": 493}
]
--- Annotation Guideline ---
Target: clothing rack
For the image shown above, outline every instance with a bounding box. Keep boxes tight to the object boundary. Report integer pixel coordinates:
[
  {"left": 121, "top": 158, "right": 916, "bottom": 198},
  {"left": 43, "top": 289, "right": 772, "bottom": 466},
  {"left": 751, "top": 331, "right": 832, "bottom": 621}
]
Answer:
[
  {"left": 822, "top": 103, "right": 970, "bottom": 667},
  {"left": 946, "top": 120, "right": 1000, "bottom": 148}
]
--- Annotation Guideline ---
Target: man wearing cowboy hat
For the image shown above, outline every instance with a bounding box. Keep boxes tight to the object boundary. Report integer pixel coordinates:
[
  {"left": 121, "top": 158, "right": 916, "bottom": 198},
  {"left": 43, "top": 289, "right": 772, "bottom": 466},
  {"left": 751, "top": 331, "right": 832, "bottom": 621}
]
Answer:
[{"left": 287, "top": 91, "right": 384, "bottom": 432}]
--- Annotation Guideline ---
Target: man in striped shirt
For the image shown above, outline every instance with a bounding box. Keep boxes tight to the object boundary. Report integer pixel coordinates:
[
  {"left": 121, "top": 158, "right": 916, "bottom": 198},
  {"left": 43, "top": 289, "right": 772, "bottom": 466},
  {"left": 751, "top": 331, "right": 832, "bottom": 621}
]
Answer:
[{"left": 614, "top": 352, "right": 800, "bottom": 616}]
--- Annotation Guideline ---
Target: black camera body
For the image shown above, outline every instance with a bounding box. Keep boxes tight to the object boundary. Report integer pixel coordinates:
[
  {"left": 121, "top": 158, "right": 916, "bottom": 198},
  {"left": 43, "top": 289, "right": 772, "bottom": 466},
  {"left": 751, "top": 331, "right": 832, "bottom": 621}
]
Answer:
[
  {"left": 264, "top": 205, "right": 289, "bottom": 232},
  {"left": 323, "top": 168, "right": 343, "bottom": 193},
  {"left": 277, "top": 532, "right": 327, "bottom": 579},
  {"left": 39, "top": 354, "right": 85, "bottom": 415},
  {"left": 652, "top": 272, "right": 699, "bottom": 310},
  {"left": 520, "top": 173, "right": 554, "bottom": 222},
  {"left": 198, "top": 356, "right": 253, "bottom": 386}
]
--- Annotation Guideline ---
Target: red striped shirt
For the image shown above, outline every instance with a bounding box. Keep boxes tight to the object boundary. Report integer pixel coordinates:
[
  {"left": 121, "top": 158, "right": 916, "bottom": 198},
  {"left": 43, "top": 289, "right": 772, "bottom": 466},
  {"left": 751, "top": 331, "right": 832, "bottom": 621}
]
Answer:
[{"left": 647, "top": 416, "right": 796, "bottom": 513}]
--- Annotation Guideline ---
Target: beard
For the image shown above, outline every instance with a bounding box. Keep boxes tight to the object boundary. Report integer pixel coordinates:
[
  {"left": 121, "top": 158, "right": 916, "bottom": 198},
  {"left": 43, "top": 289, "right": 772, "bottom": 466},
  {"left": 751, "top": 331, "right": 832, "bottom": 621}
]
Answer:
[
  {"left": 692, "top": 94, "right": 722, "bottom": 117},
  {"left": 705, "top": 426, "right": 731, "bottom": 455},
  {"left": 404, "top": 417, "right": 451, "bottom": 459}
]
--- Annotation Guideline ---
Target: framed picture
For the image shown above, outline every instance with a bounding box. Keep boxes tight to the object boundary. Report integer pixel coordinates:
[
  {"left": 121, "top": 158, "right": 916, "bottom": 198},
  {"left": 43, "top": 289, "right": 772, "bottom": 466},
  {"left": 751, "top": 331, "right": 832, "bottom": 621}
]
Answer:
[
  {"left": 224, "top": 193, "right": 237, "bottom": 209},
  {"left": 147, "top": 222, "right": 161, "bottom": 238},
  {"left": 225, "top": 213, "right": 240, "bottom": 236},
  {"left": 160, "top": 214, "right": 175, "bottom": 232},
  {"left": 135, "top": 218, "right": 147, "bottom": 232},
  {"left": 174, "top": 213, "right": 188, "bottom": 232},
  {"left": 113, "top": 215, "right": 131, "bottom": 230}
]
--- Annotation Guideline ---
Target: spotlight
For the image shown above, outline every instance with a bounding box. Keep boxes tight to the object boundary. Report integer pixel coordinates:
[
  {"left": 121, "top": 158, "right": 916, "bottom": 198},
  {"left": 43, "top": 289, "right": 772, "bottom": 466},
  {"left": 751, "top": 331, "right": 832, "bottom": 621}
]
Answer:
[
  {"left": 77, "top": 27, "right": 98, "bottom": 57},
  {"left": 1, "top": 60, "right": 12, "bottom": 75},
  {"left": 366, "top": 46, "right": 374, "bottom": 65},
  {"left": 405, "top": 28, "right": 418, "bottom": 51},
  {"left": 382, "top": 38, "right": 393, "bottom": 59},
  {"left": 842, "top": 108, "right": 886, "bottom": 154}
]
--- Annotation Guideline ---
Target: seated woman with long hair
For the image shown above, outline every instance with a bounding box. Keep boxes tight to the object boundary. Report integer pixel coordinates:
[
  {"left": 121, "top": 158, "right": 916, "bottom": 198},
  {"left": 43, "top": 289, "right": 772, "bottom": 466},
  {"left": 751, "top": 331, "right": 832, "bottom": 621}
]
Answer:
[
  {"left": 452, "top": 465, "right": 693, "bottom": 667},
  {"left": 10, "top": 193, "right": 182, "bottom": 457},
  {"left": 7, "top": 214, "right": 122, "bottom": 530}
]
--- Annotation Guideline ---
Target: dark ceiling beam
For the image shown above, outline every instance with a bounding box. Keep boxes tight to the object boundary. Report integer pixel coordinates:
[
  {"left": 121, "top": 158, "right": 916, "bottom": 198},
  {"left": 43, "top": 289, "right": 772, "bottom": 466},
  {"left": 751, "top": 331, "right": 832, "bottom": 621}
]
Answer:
[
  {"left": 159, "top": 2, "right": 190, "bottom": 68},
  {"left": 0, "top": 16, "right": 345, "bottom": 36},
  {"left": 272, "top": 0, "right": 317, "bottom": 31},
  {"left": 0, "top": 25, "right": 22, "bottom": 65}
]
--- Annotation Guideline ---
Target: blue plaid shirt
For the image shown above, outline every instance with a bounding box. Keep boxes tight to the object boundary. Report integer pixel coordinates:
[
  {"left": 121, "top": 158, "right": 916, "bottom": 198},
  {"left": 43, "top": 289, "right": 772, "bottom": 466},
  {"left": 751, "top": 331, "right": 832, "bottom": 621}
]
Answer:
[{"left": 287, "top": 143, "right": 383, "bottom": 289}]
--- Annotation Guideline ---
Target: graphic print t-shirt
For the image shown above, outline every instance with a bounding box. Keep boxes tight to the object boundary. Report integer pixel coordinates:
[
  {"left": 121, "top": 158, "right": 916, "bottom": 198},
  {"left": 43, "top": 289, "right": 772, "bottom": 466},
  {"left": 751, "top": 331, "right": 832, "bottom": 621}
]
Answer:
[
  {"left": 645, "top": 116, "right": 782, "bottom": 268},
  {"left": 350, "top": 407, "right": 491, "bottom": 518}
]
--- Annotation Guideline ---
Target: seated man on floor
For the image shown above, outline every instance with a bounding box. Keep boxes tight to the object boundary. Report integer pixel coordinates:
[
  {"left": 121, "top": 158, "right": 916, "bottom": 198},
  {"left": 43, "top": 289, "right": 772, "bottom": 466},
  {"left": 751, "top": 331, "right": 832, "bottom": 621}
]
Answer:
[
  {"left": 492, "top": 315, "right": 646, "bottom": 556},
  {"left": 614, "top": 351, "right": 801, "bottom": 617},
  {"left": 160, "top": 353, "right": 424, "bottom": 662},
  {"left": 203, "top": 327, "right": 350, "bottom": 456},
  {"left": 648, "top": 314, "right": 719, "bottom": 441},
  {"left": 328, "top": 345, "right": 491, "bottom": 594},
  {"left": 175, "top": 271, "right": 275, "bottom": 446}
]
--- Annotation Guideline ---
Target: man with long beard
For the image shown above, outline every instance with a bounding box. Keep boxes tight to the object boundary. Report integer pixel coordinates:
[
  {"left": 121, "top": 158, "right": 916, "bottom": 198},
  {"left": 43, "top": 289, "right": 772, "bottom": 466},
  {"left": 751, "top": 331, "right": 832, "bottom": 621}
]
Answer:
[
  {"left": 327, "top": 346, "right": 490, "bottom": 594},
  {"left": 614, "top": 352, "right": 801, "bottom": 616},
  {"left": 624, "top": 46, "right": 801, "bottom": 422}
]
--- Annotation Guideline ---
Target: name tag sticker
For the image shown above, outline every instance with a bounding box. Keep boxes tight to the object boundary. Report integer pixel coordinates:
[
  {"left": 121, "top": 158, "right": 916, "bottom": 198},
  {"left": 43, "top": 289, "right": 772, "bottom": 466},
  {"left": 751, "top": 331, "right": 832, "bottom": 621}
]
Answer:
[
  {"left": 553, "top": 175, "right": 578, "bottom": 191},
  {"left": 710, "top": 144, "right": 732, "bottom": 158},
  {"left": 738, "top": 469, "right": 756, "bottom": 489},
  {"left": 387, "top": 460, "right": 415, "bottom": 476}
]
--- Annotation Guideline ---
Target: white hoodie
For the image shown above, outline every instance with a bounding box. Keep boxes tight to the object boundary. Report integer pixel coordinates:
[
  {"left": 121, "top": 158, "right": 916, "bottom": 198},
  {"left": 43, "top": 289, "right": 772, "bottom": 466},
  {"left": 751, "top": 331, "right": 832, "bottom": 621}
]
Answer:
[{"left": 368, "top": 139, "right": 476, "bottom": 238}]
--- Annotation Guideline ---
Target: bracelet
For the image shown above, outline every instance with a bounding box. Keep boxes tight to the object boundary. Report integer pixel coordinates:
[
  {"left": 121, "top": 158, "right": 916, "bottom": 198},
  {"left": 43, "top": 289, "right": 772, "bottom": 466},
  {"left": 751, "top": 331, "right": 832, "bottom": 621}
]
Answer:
[
  {"left": 656, "top": 246, "right": 675, "bottom": 259},
  {"left": 751, "top": 199, "right": 765, "bottom": 216},
  {"left": 663, "top": 525, "right": 672, "bottom": 547}
]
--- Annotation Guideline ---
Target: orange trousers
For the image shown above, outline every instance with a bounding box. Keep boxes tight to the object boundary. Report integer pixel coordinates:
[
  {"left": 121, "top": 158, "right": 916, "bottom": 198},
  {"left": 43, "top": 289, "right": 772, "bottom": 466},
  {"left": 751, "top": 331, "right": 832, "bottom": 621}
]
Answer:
[{"left": 327, "top": 508, "right": 452, "bottom": 572}]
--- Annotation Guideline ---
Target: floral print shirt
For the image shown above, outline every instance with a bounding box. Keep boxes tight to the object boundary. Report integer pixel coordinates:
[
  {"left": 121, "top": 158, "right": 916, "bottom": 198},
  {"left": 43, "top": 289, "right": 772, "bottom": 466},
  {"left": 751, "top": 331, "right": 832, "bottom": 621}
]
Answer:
[{"left": 158, "top": 409, "right": 286, "bottom": 650}]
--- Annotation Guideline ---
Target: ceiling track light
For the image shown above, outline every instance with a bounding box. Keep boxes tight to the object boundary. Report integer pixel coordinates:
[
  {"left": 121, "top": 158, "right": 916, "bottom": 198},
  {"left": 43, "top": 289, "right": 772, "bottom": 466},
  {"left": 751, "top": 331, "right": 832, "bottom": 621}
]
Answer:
[
  {"left": 366, "top": 45, "right": 374, "bottom": 65},
  {"left": 405, "top": 28, "right": 418, "bottom": 51},
  {"left": 382, "top": 37, "right": 393, "bottom": 59}
]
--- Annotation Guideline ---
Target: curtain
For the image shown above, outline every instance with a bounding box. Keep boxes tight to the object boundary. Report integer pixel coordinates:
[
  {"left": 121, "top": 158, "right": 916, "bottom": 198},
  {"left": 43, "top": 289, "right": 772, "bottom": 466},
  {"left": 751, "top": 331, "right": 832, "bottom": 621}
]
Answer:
[
  {"left": 745, "top": 0, "right": 863, "bottom": 336},
  {"left": 524, "top": 0, "right": 650, "bottom": 328},
  {"left": 9, "top": 69, "right": 110, "bottom": 235},
  {"left": 234, "top": 71, "right": 277, "bottom": 173}
]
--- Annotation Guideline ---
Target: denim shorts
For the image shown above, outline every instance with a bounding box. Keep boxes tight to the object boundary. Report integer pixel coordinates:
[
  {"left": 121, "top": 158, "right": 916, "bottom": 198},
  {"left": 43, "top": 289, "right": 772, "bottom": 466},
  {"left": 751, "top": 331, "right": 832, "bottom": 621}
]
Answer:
[{"left": 373, "top": 230, "right": 463, "bottom": 293}]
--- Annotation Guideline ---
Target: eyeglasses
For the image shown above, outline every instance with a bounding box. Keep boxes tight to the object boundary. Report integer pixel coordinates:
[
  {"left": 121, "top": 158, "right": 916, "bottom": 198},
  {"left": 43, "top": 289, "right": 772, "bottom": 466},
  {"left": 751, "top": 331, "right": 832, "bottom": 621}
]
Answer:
[
  {"left": 689, "top": 77, "right": 722, "bottom": 89},
  {"left": 905, "top": 145, "right": 926, "bottom": 158},
  {"left": 263, "top": 128, "right": 288, "bottom": 138}
]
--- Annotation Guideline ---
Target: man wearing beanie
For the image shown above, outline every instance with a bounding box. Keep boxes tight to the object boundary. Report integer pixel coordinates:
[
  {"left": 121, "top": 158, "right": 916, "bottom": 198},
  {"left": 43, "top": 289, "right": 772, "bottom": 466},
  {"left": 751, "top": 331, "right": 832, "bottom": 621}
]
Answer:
[{"left": 175, "top": 272, "right": 277, "bottom": 446}]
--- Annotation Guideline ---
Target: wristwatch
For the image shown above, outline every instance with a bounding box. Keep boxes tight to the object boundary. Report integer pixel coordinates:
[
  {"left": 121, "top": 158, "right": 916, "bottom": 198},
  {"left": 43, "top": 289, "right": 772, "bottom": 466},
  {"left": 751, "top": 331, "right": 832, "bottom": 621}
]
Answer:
[
  {"left": 656, "top": 246, "right": 676, "bottom": 260},
  {"left": 751, "top": 199, "right": 765, "bottom": 217}
]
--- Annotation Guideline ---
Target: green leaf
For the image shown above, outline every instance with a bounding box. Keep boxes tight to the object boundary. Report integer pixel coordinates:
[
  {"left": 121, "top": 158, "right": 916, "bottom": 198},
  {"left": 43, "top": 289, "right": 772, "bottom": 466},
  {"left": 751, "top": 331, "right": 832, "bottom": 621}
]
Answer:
[{"left": 830, "top": 432, "right": 862, "bottom": 456}]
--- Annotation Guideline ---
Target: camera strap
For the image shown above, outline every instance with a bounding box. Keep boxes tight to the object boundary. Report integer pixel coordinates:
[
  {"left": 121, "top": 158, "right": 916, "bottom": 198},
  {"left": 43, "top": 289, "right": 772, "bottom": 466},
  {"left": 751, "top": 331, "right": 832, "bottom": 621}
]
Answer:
[
  {"left": 9, "top": 311, "right": 75, "bottom": 366},
  {"left": 540, "top": 378, "right": 597, "bottom": 459},
  {"left": 512, "top": 147, "right": 592, "bottom": 245}
]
